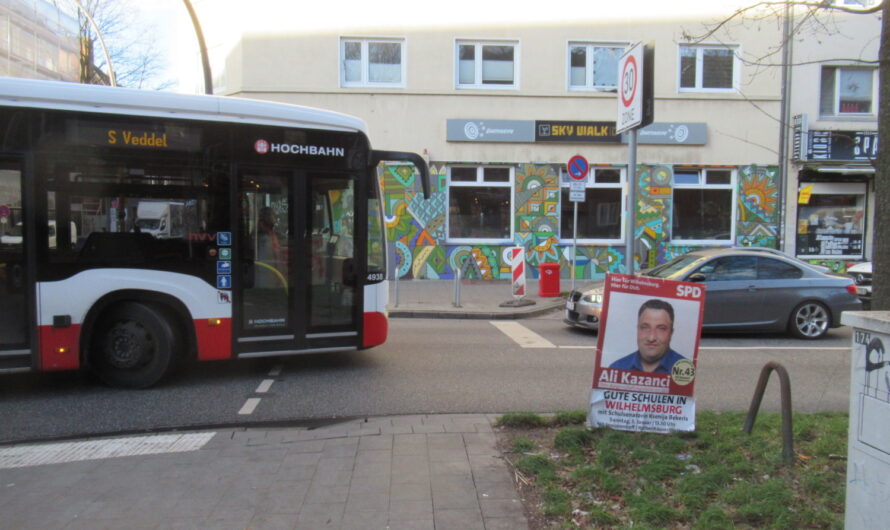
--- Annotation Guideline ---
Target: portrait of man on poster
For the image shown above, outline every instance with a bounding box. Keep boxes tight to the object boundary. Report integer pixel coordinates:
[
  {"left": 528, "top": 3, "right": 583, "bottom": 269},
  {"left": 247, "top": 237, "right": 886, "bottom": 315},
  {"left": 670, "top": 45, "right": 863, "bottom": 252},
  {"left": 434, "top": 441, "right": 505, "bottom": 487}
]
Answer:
[{"left": 609, "top": 298, "right": 687, "bottom": 373}]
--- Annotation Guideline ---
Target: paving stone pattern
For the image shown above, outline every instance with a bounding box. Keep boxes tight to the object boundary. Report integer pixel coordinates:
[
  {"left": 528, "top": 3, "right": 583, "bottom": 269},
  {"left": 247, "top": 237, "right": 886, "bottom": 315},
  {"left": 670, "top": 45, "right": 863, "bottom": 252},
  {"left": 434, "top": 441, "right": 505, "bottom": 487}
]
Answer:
[{"left": 0, "top": 414, "right": 529, "bottom": 530}]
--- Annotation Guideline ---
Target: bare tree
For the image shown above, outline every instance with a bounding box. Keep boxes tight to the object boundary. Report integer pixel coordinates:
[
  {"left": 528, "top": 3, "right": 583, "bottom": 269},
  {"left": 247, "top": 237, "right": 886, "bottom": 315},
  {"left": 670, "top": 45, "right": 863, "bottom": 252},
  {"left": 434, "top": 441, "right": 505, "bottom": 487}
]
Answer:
[
  {"left": 74, "top": 0, "right": 174, "bottom": 90},
  {"left": 685, "top": 0, "right": 888, "bottom": 311}
]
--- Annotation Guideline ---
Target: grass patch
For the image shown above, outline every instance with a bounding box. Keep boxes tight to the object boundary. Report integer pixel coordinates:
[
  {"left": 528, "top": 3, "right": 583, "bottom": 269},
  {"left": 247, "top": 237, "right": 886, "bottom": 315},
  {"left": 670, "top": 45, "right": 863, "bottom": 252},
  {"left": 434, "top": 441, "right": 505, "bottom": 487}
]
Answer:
[
  {"left": 552, "top": 410, "right": 587, "bottom": 426},
  {"left": 496, "top": 412, "right": 548, "bottom": 428},
  {"left": 496, "top": 410, "right": 848, "bottom": 529},
  {"left": 516, "top": 454, "right": 557, "bottom": 482},
  {"left": 511, "top": 437, "right": 537, "bottom": 453},
  {"left": 553, "top": 427, "right": 596, "bottom": 453}
]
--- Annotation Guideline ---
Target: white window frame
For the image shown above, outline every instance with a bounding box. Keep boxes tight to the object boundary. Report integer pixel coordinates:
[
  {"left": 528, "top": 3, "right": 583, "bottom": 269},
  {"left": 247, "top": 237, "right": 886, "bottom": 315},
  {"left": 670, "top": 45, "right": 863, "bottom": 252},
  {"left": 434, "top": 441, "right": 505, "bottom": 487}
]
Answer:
[
  {"left": 820, "top": 66, "right": 877, "bottom": 117},
  {"left": 455, "top": 39, "right": 520, "bottom": 90},
  {"left": 446, "top": 165, "right": 515, "bottom": 244},
  {"left": 677, "top": 44, "right": 740, "bottom": 92},
  {"left": 559, "top": 167, "right": 626, "bottom": 244},
  {"left": 671, "top": 168, "right": 737, "bottom": 246},
  {"left": 566, "top": 41, "right": 627, "bottom": 92},
  {"left": 340, "top": 37, "right": 406, "bottom": 88}
]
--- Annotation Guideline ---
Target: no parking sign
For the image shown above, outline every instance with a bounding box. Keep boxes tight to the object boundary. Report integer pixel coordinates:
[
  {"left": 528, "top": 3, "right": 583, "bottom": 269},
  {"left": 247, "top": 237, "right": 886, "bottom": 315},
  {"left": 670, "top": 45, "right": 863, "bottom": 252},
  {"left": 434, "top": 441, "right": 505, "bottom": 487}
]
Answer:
[{"left": 566, "top": 155, "right": 588, "bottom": 202}]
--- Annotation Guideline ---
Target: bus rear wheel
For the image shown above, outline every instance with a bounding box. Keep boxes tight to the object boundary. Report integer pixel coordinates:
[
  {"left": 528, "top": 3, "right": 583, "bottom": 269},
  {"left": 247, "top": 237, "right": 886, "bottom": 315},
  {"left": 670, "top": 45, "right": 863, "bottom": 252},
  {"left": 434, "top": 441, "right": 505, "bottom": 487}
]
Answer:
[{"left": 90, "top": 302, "right": 177, "bottom": 388}]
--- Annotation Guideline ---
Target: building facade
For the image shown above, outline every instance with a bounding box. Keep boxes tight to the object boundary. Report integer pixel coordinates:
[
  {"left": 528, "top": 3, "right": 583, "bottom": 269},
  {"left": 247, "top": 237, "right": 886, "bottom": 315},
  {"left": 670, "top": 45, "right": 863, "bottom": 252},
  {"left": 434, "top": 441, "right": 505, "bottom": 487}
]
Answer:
[
  {"left": 189, "top": 1, "right": 877, "bottom": 281},
  {"left": 0, "top": 0, "right": 79, "bottom": 82},
  {"left": 782, "top": 7, "right": 880, "bottom": 274}
]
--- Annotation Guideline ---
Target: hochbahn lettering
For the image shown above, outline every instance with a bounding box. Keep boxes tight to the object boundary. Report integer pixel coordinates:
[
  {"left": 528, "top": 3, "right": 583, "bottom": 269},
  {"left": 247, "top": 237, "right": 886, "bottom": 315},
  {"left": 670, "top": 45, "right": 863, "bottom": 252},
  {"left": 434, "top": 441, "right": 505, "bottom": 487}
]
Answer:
[{"left": 254, "top": 139, "right": 345, "bottom": 157}]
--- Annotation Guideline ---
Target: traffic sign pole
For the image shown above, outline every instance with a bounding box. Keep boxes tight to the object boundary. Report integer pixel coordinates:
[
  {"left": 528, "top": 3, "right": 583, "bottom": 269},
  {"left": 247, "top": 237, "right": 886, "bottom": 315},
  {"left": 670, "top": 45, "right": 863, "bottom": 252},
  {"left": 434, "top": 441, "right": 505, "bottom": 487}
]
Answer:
[
  {"left": 625, "top": 129, "right": 637, "bottom": 275},
  {"left": 616, "top": 42, "right": 652, "bottom": 276},
  {"left": 572, "top": 201, "right": 578, "bottom": 291},
  {"left": 565, "top": 155, "right": 588, "bottom": 291}
]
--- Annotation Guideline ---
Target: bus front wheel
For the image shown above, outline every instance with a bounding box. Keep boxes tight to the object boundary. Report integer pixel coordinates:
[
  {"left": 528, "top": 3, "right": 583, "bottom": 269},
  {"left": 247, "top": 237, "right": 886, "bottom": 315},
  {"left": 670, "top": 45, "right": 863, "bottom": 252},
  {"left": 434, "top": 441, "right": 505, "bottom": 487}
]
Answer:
[{"left": 89, "top": 302, "right": 178, "bottom": 388}]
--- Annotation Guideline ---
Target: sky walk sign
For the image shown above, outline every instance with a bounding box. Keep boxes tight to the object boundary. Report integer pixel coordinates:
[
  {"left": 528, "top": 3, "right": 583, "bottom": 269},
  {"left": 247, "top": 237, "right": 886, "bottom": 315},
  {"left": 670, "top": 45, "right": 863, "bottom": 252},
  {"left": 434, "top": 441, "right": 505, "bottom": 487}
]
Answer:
[{"left": 588, "top": 273, "right": 705, "bottom": 433}]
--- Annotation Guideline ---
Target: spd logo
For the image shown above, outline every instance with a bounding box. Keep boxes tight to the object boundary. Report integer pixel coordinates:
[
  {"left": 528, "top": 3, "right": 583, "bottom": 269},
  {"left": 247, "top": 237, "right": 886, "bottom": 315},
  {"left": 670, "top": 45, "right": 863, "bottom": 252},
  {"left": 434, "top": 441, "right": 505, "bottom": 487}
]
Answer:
[{"left": 676, "top": 284, "right": 702, "bottom": 299}]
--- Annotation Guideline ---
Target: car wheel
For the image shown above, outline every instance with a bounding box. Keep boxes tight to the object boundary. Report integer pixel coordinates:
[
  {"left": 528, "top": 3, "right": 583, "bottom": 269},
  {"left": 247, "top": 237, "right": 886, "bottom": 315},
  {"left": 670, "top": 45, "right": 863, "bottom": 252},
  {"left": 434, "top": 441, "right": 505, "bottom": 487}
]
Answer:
[
  {"left": 89, "top": 302, "right": 178, "bottom": 388},
  {"left": 789, "top": 301, "right": 830, "bottom": 340}
]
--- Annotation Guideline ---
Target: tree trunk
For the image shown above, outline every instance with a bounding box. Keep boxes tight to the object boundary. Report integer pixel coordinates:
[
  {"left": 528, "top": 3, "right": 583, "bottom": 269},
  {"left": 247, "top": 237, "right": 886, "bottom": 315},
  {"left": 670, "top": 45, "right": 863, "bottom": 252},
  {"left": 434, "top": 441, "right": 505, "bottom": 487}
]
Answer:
[{"left": 873, "top": 1, "right": 890, "bottom": 311}]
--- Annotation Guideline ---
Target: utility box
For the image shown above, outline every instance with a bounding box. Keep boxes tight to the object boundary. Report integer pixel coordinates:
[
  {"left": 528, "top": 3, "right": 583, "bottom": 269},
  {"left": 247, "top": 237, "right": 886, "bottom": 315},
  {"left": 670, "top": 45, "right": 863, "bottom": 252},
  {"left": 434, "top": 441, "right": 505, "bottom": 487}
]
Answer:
[
  {"left": 538, "top": 262, "right": 561, "bottom": 297},
  {"left": 840, "top": 311, "right": 890, "bottom": 530}
]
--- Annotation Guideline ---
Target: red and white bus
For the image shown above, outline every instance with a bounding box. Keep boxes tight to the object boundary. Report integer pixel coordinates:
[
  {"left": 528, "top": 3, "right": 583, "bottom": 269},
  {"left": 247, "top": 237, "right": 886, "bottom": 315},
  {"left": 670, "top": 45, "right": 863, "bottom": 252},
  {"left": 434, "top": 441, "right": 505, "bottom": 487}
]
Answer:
[{"left": 0, "top": 77, "right": 428, "bottom": 388}]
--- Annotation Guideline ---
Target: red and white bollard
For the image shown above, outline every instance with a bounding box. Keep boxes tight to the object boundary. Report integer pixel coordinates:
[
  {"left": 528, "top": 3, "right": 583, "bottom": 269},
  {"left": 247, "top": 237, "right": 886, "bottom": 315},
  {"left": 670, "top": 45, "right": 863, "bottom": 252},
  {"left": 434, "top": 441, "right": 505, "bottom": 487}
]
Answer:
[{"left": 511, "top": 246, "right": 526, "bottom": 299}]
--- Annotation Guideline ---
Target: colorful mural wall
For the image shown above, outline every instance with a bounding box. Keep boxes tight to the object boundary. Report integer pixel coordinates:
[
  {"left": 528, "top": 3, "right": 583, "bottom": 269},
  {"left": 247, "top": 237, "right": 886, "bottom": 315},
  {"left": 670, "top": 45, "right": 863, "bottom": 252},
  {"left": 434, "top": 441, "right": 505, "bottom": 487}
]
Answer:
[{"left": 379, "top": 162, "right": 783, "bottom": 281}]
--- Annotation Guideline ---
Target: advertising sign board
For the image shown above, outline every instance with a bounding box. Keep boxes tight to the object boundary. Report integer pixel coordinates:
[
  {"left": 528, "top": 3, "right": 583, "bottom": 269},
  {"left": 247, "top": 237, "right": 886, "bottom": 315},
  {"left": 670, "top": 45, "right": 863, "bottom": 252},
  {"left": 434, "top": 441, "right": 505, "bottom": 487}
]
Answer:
[{"left": 588, "top": 273, "right": 705, "bottom": 433}]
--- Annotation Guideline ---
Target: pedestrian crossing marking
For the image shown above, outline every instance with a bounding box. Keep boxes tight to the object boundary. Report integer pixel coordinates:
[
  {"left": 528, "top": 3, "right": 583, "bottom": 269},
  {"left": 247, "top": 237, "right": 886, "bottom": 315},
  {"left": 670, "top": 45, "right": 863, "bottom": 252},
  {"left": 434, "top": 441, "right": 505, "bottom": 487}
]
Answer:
[
  {"left": 0, "top": 432, "right": 215, "bottom": 469},
  {"left": 490, "top": 321, "right": 557, "bottom": 349}
]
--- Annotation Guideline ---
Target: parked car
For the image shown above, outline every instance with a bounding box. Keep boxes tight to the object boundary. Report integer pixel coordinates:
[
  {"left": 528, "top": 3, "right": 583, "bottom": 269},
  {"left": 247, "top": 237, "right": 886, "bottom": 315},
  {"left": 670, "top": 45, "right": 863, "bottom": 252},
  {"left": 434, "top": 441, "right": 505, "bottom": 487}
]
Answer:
[
  {"left": 730, "top": 246, "right": 830, "bottom": 272},
  {"left": 847, "top": 261, "right": 872, "bottom": 309},
  {"left": 565, "top": 247, "right": 862, "bottom": 339}
]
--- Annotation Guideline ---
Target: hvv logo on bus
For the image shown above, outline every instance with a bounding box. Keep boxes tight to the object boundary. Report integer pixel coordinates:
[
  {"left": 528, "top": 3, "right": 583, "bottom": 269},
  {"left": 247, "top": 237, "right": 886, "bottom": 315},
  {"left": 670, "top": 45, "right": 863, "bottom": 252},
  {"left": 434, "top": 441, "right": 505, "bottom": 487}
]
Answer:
[{"left": 253, "top": 139, "right": 345, "bottom": 157}]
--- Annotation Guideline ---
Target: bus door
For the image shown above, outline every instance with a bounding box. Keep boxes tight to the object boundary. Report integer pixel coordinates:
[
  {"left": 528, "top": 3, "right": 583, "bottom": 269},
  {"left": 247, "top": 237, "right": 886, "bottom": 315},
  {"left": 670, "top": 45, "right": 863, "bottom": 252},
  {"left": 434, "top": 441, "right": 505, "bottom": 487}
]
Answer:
[
  {"left": 0, "top": 161, "right": 32, "bottom": 370},
  {"left": 236, "top": 169, "right": 359, "bottom": 356}
]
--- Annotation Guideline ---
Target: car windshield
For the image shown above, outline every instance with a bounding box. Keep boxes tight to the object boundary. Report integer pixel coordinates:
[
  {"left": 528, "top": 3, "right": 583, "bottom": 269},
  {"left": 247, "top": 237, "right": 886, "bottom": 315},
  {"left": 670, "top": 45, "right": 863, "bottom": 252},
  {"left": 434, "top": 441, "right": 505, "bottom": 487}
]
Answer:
[{"left": 641, "top": 254, "right": 705, "bottom": 279}]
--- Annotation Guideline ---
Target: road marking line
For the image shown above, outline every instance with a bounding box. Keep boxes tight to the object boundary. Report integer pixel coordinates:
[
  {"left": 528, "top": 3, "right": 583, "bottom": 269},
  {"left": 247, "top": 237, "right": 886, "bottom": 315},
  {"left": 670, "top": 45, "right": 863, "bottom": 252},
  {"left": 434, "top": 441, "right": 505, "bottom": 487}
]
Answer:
[
  {"left": 256, "top": 379, "right": 274, "bottom": 393},
  {"left": 269, "top": 364, "right": 283, "bottom": 377},
  {"left": 555, "top": 345, "right": 848, "bottom": 351},
  {"left": 238, "top": 398, "right": 261, "bottom": 415},
  {"left": 0, "top": 433, "right": 215, "bottom": 470},
  {"left": 698, "top": 346, "right": 850, "bottom": 351},
  {"left": 490, "top": 321, "right": 557, "bottom": 348}
]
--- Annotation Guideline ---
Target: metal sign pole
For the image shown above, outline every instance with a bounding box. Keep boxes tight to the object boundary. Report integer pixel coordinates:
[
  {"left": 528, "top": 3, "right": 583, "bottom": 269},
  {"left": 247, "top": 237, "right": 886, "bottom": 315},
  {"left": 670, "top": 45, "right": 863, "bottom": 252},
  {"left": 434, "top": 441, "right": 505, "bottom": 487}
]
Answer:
[
  {"left": 625, "top": 128, "right": 637, "bottom": 275},
  {"left": 572, "top": 202, "right": 578, "bottom": 291}
]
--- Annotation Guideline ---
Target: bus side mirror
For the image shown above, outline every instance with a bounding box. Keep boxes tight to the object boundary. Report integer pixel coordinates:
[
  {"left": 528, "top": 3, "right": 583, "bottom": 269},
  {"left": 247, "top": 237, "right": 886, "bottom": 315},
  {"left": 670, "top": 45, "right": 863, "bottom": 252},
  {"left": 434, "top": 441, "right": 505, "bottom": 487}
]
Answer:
[
  {"left": 371, "top": 150, "right": 430, "bottom": 199},
  {"left": 688, "top": 273, "right": 706, "bottom": 283}
]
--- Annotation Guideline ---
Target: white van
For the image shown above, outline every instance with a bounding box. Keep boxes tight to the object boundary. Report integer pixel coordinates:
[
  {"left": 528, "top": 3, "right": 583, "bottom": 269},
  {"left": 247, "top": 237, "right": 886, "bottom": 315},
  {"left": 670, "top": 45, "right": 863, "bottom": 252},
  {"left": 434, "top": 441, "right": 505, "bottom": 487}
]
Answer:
[{"left": 135, "top": 201, "right": 186, "bottom": 238}]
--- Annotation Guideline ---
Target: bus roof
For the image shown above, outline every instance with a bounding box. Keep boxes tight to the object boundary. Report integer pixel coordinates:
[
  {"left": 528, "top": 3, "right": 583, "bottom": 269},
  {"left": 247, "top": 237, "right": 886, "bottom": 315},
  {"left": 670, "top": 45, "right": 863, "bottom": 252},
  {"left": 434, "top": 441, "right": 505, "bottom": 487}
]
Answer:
[{"left": 0, "top": 77, "right": 368, "bottom": 134}]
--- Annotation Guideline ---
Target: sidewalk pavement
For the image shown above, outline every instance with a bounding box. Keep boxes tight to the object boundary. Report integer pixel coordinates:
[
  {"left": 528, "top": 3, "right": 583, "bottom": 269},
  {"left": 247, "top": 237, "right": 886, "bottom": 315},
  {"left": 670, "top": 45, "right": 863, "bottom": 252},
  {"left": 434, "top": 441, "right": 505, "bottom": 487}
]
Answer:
[
  {"left": 2, "top": 280, "right": 586, "bottom": 530},
  {"left": 2, "top": 415, "right": 529, "bottom": 530},
  {"left": 387, "top": 278, "right": 590, "bottom": 319}
]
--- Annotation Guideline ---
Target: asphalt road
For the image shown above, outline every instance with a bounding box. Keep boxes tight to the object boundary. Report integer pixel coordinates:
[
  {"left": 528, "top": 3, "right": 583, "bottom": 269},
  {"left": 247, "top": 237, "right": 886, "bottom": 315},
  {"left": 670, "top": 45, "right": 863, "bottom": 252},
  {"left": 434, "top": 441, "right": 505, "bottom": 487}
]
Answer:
[{"left": 0, "top": 309, "right": 854, "bottom": 444}]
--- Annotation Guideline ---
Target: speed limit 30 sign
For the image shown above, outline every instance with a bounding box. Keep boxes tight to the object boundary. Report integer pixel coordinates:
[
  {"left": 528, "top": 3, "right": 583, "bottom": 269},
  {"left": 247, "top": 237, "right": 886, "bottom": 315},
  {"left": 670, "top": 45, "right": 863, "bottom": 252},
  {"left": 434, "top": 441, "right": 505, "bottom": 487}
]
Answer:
[{"left": 617, "top": 42, "right": 644, "bottom": 133}]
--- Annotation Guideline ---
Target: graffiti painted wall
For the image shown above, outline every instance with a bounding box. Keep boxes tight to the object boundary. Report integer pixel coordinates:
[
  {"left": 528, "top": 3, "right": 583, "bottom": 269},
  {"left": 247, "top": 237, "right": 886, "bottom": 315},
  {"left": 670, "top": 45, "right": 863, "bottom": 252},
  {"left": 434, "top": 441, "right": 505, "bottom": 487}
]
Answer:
[
  {"left": 736, "top": 165, "right": 780, "bottom": 248},
  {"left": 380, "top": 162, "right": 780, "bottom": 280}
]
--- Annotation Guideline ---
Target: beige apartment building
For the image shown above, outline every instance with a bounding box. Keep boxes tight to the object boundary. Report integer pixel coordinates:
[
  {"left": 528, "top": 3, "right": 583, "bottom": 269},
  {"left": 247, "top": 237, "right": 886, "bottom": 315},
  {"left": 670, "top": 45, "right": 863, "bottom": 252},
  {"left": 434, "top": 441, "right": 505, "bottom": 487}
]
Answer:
[
  {"left": 782, "top": 7, "right": 880, "bottom": 270},
  {"left": 0, "top": 0, "right": 80, "bottom": 82},
  {"left": 188, "top": 1, "right": 876, "bottom": 281}
]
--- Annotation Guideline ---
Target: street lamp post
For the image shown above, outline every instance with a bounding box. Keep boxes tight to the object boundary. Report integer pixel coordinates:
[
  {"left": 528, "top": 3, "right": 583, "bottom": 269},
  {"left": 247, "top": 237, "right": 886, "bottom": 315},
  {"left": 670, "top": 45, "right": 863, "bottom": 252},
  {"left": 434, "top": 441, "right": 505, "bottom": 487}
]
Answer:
[{"left": 182, "top": 0, "right": 213, "bottom": 95}]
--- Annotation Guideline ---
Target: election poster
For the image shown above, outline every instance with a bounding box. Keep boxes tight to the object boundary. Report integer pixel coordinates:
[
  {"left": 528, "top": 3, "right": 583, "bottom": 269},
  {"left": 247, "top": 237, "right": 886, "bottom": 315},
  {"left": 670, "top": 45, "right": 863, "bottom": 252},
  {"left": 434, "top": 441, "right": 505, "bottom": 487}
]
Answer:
[{"left": 587, "top": 273, "right": 705, "bottom": 433}]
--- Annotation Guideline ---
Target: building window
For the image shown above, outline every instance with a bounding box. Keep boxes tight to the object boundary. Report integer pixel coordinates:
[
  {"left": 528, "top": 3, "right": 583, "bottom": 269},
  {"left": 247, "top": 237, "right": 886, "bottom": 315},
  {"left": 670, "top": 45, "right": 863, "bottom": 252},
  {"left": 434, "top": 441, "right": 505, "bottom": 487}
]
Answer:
[
  {"left": 568, "top": 43, "right": 625, "bottom": 91},
  {"left": 456, "top": 40, "right": 518, "bottom": 89},
  {"left": 447, "top": 166, "right": 513, "bottom": 241},
  {"left": 820, "top": 66, "right": 876, "bottom": 116},
  {"left": 796, "top": 182, "right": 865, "bottom": 258},
  {"left": 341, "top": 38, "right": 404, "bottom": 87},
  {"left": 560, "top": 168, "right": 624, "bottom": 241},
  {"left": 672, "top": 168, "right": 735, "bottom": 243},
  {"left": 678, "top": 44, "right": 737, "bottom": 91}
]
